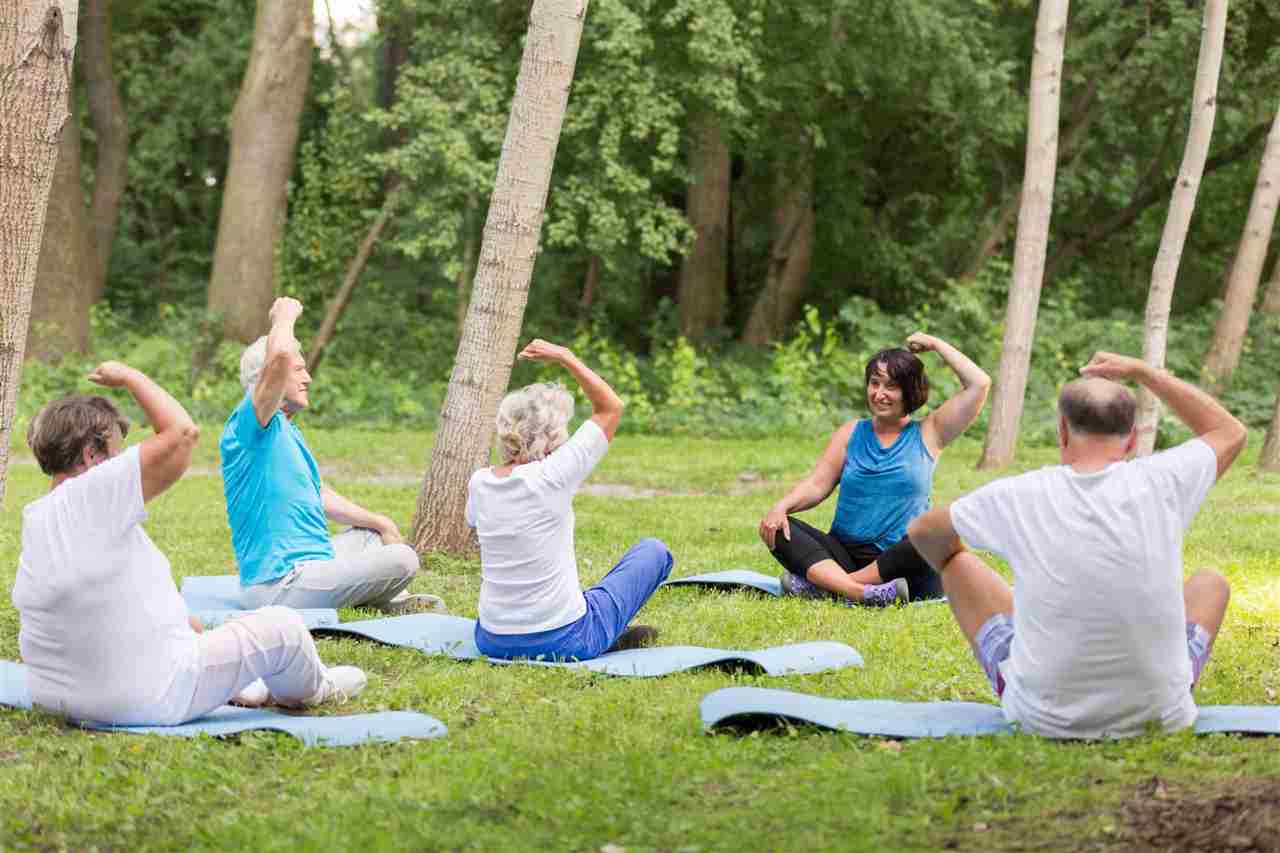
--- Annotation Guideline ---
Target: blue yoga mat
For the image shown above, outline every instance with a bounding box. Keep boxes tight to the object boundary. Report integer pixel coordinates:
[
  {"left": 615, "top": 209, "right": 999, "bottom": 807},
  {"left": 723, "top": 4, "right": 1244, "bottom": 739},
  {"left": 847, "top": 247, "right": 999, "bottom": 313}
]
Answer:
[
  {"left": 699, "top": 687, "right": 1280, "bottom": 738},
  {"left": 181, "top": 575, "right": 339, "bottom": 628},
  {"left": 662, "top": 570, "right": 948, "bottom": 606},
  {"left": 0, "top": 661, "right": 444, "bottom": 746},
  {"left": 314, "top": 614, "right": 864, "bottom": 677}
]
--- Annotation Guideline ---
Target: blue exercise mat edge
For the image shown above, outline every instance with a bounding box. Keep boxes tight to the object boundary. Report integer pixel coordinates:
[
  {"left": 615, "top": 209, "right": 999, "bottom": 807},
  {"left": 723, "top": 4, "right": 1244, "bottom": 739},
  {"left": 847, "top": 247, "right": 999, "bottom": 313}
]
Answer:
[
  {"left": 0, "top": 661, "right": 445, "bottom": 747},
  {"left": 699, "top": 686, "right": 1280, "bottom": 738}
]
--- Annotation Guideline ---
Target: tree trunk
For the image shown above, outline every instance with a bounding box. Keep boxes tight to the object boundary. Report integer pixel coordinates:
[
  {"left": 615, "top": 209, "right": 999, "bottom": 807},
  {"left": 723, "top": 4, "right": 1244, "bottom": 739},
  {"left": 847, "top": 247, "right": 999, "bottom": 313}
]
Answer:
[
  {"left": 977, "top": 0, "right": 1070, "bottom": 470},
  {"left": 677, "top": 110, "right": 730, "bottom": 341},
  {"left": 0, "top": 1, "right": 79, "bottom": 508},
  {"left": 206, "top": 0, "right": 314, "bottom": 343},
  {"left": 1263, "top": 257, "right": 1280, "bottom": 315},
  {"left": 1261, "top": 387, "right": 1280, "bottom": 472},
  {"left": 580, "top": 254, "right": 600, "bottom": 312},
  {"left": 305, "top": 196, "right": 398, "bottom": 377},
  {"left": 456, "top": 196, "right": 480, "bottom": 339},
  {"left": 411, "top": 0, "right": 590, "bottom": 555},
  {"left": 1202, "top": 104, "right": 1280, "bottom": 393},
  {"left": 28, "top": 89, "right": 92, "bottom": 362},
  {"left": 1134, "top": 0, "right": 1229, "bottom": 456},
  {"left": 80, "top": 0, "right": 126, "bottom": 302},
  {"left": 742, "top": 151, "right": 815, "bottom": 346}
]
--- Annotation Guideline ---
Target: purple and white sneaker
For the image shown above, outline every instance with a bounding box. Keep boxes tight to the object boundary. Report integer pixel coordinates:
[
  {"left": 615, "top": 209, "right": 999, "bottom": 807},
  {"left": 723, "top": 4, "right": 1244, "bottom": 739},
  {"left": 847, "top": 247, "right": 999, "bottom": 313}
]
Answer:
[
  {"left": 857, "top": 578, "right": 910, "bottom": 607},
  {"left": 778, "top": 572, "right": 830, "bottom": 600}
]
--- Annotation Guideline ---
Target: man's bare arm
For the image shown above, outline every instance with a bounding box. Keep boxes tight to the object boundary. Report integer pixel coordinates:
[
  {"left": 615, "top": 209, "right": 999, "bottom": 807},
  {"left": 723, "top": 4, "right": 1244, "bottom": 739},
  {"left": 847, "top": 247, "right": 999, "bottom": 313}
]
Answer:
[
  {"left": 252, "top": 298, "right": 304, "bottom": 427},
  {"left": 321, "top": 485, "right": 403, "bottom": 545},
  {"left": 907, "top": 505, "right": 966, "bottom": 573}
]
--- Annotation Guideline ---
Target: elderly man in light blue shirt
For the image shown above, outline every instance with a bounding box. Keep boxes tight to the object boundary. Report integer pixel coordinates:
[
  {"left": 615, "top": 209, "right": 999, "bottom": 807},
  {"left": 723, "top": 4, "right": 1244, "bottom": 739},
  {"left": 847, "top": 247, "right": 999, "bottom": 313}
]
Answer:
[{"left": 219, "top": 297, "right": 445, "bottom": 614}]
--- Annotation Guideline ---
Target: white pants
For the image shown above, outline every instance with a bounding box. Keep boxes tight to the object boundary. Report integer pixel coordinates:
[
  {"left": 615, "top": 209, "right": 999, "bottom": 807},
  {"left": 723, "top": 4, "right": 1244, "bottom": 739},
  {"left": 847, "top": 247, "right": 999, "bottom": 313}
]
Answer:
[
  {"left": 178, "top": 606, "right": 326, "bottom": 722},
  {"left": 240, "top": 528, "right": 417, "bottom": 611}
]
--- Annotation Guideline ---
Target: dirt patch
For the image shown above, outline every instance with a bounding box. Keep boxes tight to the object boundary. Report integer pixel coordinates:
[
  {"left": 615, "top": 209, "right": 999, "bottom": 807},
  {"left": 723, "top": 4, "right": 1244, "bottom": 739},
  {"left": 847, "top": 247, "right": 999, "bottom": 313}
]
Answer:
[{"left": 1114, "top": 776, "right": 1280, "bottom": 852}]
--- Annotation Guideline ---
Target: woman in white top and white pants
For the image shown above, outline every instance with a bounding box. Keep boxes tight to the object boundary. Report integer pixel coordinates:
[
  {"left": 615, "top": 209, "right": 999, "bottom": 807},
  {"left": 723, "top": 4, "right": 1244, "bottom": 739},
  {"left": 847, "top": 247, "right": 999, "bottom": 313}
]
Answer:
[{"left": 467, "top": 340, "right": 673, "bottom": 660}]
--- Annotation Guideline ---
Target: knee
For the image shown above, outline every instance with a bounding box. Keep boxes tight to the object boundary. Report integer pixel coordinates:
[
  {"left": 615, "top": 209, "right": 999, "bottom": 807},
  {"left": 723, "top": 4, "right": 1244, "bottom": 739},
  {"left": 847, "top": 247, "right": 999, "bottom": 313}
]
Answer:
[
  {"left": 390, "top": 544, "right": 420, "bottom": 579},
  {"left": 635, "top": 538, "right": 673, "bottom": 579},
  {"left": 258, "top": 606, "right": 309, "bottom": 636}
]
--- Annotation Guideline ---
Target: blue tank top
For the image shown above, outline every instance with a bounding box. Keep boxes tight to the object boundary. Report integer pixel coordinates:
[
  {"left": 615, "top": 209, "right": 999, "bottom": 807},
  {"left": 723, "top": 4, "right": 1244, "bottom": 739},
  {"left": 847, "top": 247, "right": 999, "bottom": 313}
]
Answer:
[{"left": 830, "top": 419, "right": 935, "bottom": 550}]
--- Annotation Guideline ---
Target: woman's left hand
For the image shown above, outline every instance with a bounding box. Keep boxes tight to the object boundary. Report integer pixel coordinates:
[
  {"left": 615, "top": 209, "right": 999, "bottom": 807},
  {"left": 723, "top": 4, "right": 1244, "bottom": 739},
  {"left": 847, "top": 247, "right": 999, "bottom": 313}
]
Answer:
[
  {"left": 518, "top": 339, "right": 573, "bottom": 364},
  {"left": 905, "top": 332, "right": 938, "bottom": 354}
]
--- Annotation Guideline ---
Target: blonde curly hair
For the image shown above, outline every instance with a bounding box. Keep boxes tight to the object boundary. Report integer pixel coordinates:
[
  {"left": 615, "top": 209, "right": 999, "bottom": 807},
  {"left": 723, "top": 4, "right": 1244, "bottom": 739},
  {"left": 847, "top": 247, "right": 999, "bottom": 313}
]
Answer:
[{"left": 495, "top": 382, "right": 575, "bottom": 464}]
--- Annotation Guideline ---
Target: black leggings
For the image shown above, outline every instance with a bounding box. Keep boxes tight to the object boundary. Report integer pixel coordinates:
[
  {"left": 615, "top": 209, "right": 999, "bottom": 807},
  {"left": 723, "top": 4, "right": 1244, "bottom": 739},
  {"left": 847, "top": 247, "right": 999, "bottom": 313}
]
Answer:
[{"left": 767, "top": 516, "right": 943, "bottom": 600}]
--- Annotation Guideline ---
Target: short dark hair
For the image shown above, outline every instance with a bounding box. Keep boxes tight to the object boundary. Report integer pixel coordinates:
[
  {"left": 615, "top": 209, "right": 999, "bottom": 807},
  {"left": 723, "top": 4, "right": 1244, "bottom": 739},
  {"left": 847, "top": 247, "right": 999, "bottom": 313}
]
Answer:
[
  {"left": 1058, "top": 381, "right": 1136, "bottom": 436},
  {"left": 26, "top": 395, "right": 130, "bottom": 476},
  {"left": 864, "top": 348, "right": 930, "bottom": 415}
]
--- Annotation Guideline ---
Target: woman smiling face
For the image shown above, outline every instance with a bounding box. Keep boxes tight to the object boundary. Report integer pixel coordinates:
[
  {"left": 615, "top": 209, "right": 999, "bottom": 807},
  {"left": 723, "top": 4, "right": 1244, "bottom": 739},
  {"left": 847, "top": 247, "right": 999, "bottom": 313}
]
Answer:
[{"left": 866, "top": 363, "right": 907, "bottom": 419}]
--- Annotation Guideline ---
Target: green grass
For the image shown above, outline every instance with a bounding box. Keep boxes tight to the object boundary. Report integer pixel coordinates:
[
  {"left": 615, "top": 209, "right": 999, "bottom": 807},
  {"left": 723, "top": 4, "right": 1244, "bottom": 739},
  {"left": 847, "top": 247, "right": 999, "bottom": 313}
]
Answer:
[{"left": 1, "top": 431, "right": 1278, "bottom": 851}]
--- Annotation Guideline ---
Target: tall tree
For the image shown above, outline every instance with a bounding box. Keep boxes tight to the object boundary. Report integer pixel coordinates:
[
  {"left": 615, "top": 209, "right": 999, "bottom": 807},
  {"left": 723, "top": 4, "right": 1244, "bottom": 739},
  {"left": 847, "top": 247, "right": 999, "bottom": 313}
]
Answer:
[
  {"left": 1202, "top": 104, "right": 1280, "bottom": 392},
  {"left": 742, "top": 144, "right": 814, "bottom": 345},
  {"left": 207, "top": 0, "right": 314, "bottom": 343},
  {"left": 1264, "top": 257, "right": 1280, "bottom": 315},
  {"left": 28, "top": 91, "right": 93, "bottom": 361},
  {"left": 0, "top": 0, "right": 79, "bottom": 507},
  {"left": 1262, "top": 387, "right": 1280, "bottom": 472},
  {"left": 1133, "top": 0, "right": 1229, "bottom": 456},
  {"left": 411, "top": 0, "right": 591, "bottom": 555},
  {"left": 677, "top": 110, "right": 731, "bottom": 340},
  {"left": 80, "top": 0, "right": 127, "bottom": 301},
  {"left": 978, "top": 0, "right": 1070, "bottom": 470}
]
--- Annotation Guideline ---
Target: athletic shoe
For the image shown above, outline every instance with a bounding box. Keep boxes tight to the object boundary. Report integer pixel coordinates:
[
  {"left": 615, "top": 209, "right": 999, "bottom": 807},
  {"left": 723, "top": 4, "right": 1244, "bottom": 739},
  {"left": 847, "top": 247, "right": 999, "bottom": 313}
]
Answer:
[
  {"left": 300, "top": 666, "right": 368, "bottom": 708},
  {"left": 605, "top": 625, "right": 660, "bottom": 653},
  {"left": 229, "top": 678, "right": 270, "bottom": 708},
  {"left": 859, "top": 578, "right": 910, "bottom": 607},
  {"left": 778, "top": 571, "right": 831, "bottom": 600},
  {"left": 379, "top": 592, "right": 448, "bottom": 615}
]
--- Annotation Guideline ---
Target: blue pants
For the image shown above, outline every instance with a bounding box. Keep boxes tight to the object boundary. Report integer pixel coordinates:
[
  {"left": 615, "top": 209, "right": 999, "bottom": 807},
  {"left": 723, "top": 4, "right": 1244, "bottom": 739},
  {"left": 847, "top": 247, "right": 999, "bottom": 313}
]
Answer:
[{"left": 475, "top": 538, "right": 673, "bottom": 661}]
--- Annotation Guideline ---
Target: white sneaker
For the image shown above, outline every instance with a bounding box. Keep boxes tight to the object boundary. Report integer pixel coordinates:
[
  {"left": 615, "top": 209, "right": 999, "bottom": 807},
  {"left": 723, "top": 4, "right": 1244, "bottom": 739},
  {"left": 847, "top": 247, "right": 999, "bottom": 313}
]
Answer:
[
  {"left": 229, "top": 678, "right": 270, "bottom": 708},
  {"left": 301, "top": 666, "right": 368, "bottom": 708},
  {"left": 379, "top": 592, "right": 448, "bottom": 615}
]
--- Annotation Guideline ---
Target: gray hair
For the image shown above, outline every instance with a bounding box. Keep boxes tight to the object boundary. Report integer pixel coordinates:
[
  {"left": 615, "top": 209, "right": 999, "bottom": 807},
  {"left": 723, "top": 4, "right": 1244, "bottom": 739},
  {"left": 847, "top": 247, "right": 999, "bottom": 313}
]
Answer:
[
  {"left": 495, "top": 383, "right": 575, "bottom": 464},
  {"left": 239, "top": 336, "right": 269, "bottom": 392}
]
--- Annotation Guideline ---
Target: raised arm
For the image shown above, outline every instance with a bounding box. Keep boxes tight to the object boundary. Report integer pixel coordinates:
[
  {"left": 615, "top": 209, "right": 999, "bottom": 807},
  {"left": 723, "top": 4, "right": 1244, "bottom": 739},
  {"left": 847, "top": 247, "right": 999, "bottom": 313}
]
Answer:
[
  {"left": 758, "top": 421, "right": 854, "bottom": 549},
  {"left": 1080, "top": 352, "right": 1247, "bottom": 480},
  {"left": 909, "top": 332, "right": 992, "bottom": 456},
  {"left": 87, "top": 362, "right": 200, "bottom": 502},
  {"left": 517, "top": 339, "right": 624, "bottom": 440},
  {"left": 252, "top": 297, "right": 305, "bottom": 427},
  {"left": 321, "top": 485, "right": 404, "bottom": 545}
]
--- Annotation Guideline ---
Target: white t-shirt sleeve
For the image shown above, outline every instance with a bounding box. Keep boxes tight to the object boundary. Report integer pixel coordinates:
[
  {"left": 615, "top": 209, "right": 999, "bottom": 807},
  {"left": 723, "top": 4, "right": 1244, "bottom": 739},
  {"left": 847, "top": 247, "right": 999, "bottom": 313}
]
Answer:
[
  {"left": 950, "top": 475, "right": 1023, "bottom": 557},
  {"left": 465, "top": 471, "right": 480, "bottom": 529},
  {"left": 538, "top": 419, "right": 610, "bottom": 494},
  {"left": 1134, "top": 438, "right": 1218, "bottom": 528},
  {"left": 58, "top": 444, "right": 147, "bottom": 543}
]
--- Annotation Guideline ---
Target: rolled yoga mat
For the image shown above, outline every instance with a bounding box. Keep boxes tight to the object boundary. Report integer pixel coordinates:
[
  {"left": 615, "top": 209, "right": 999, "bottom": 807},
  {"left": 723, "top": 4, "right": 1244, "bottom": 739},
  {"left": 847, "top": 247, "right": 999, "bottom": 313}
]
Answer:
[
  {"left": 661, "top": 569, "right": 948, "bottom": 605},
  {"left": 313, "top": 614, "right": 865, "bottom": 678},
  {"left": 699, "top": 686, "right": 1280, "bottom": 738},
  {"left": 0, "top": 661, "right": 445, "bottom": 747},
  {"left": 180, "top": 575, "right": 340, "bottom": 628}
]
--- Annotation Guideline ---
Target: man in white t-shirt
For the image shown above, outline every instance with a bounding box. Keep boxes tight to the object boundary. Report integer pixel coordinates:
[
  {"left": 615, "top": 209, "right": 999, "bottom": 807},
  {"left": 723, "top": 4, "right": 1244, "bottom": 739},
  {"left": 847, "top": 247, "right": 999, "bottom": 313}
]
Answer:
[
  {"left": 13, "top": 362, "right": 366, "bottom": 725},
  {"left": 908, "top": 352, "right": 1246, "bottom": 739}
]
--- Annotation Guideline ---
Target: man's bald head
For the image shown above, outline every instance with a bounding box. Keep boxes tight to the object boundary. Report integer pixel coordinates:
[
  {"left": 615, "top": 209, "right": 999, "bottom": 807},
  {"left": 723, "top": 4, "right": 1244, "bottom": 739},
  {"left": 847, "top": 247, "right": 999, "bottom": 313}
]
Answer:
[{"left": 1058, "top": 378, "right": 1137, "bottom": 436}]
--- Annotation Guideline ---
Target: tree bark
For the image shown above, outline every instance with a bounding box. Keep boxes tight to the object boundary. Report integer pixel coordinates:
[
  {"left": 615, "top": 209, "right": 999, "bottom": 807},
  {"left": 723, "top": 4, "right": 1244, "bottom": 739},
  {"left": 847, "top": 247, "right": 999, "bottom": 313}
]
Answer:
[
  {"left": 28, "top": 89, "right": 92, "bottom": 361},
  {"left": 0, "top": 0, "right": 79, "bottom": 507},
  {"left": 411, "top": 0, "right": 590, "bottom": 555},
  {"left": 1261, "top": 387, "right": 1280, "bottom": 472},
  {"left": 456, "top": 196, "right": 480, "bottom": 338},
  {"left": 80, "top": 0, "right": 126, "bottom": 302},
  {"left": 305, "top": 195, "right": 398, "bottom": 377},
  {"left": 207, "top": 0, "right": 314, "bottom": 343},
  {"left": 1201, "top": 104, "right": 1280, "bottom": 393},
  {"left": 579, "top": 254, "right": 601, "bottom": 313},
  {"left": 978, "top": 0, "right": 1070, "bottom": 470},
  {"left": 1263, "top": 257, "right": 1280, "bottom": 315},
  {"left": 743, "top": 150, "right": 815, "bottom": 346},
  {"left": 1134, "top": 0, "right": 1228, "bottom": 456},
  {"left": 677, "top": 110, "right": 730, "bottom": 341}
]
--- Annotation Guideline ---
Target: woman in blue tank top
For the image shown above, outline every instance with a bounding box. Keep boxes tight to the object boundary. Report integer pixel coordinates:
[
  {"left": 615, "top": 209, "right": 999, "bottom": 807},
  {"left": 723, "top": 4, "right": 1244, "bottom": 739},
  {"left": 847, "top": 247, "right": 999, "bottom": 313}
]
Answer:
[{"left": 758, "top": 333, "right": 991, "bottom": 605}]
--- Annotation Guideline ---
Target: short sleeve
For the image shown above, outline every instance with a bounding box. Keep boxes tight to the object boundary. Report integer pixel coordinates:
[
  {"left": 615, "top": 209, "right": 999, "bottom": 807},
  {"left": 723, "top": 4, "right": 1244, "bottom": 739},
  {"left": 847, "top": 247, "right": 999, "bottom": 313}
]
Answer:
[
  {"left": 465, "top": 471, "right": 480, "bottom": 529},
  {"left": 57, "top": 444, "right": 146, "bottom": 543},
  {"left": 537, "top": 419, "right": 610, "bottom": 494},
  {"left": 1133, "top": 438, "right": 1218, "bottom": 528},
  {"left": 950, "top": 476, "right": 1021, "bottom": 557},
  {"left": 229, "top": 392, "right": 279, "bottom": 447}
]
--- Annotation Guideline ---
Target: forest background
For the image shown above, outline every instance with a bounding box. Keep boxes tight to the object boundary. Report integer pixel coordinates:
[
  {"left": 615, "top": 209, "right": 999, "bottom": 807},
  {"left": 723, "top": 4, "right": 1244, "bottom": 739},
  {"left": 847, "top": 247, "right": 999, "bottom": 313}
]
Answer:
[{"left": 21, "top": 0, "right": 1280, "bottom": 449}]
